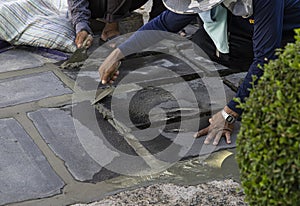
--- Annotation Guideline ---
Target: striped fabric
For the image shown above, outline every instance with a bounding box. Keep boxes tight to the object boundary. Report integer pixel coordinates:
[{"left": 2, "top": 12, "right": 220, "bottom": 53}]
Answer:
[{"left": 0, "top": 0, "right": 76, "bottom": 52}]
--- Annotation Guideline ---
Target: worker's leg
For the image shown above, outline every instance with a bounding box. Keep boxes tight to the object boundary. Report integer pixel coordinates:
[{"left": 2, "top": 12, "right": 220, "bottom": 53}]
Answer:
[{"left": 102, "top": 0, "right": 148, "bottom": 41}]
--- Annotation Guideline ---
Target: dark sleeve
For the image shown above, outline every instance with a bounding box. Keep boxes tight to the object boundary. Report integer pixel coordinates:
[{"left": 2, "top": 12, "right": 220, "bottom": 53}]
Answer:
[
  {"left": 118, "top": 10, "right": 196, "bottom": 56},
  {"left": 68, "top": 0, "right": 92, "bottom": 34},
  {"left": 227, "top": 0, "right": 284, "bottom": 115}
]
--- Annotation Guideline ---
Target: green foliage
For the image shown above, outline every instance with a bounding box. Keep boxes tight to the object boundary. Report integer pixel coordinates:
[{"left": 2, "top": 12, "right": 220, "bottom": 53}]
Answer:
[{"left": 236, "top": 29, "right": 300, "bottom": 206}]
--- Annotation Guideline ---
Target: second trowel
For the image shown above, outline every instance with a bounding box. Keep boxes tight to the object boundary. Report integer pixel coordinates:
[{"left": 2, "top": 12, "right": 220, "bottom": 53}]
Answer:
[
  {"left": 60, "top": 35, "right": 92, "bottom": 69},
  {"left": 91, "top": 61, "right": 121, "bottom": 105}
]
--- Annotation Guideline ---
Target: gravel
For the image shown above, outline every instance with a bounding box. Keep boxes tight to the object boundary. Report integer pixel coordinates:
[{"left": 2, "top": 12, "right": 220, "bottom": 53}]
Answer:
[{"left": 74, "top": 179, "right": 248, "bottom": 206}]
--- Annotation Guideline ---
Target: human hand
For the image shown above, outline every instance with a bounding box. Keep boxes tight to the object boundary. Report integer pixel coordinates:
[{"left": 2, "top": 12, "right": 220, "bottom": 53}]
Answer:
[
  {"left": 194, "top": 106, "right": 238, "bottom": 145},
  {"left": 98, "top": 48, "right": 124, "bottom": 84},
  {"left": 75, "top": 30, "right": 93, "bottom": 48}
]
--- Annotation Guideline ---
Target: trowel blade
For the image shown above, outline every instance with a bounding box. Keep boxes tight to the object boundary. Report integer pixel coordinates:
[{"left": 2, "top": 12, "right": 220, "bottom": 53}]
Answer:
[{"left": 91, "top": 86, "right": 115, "bottom": 105}]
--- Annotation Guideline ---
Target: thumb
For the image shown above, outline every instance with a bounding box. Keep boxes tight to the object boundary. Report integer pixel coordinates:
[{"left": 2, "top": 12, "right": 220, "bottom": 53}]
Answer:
[
  {"left": 194, "top": 127, "right": 209, "bottom": 138},
  {"left": 76, "top": 31, "right": 88, "bottom": 48}
]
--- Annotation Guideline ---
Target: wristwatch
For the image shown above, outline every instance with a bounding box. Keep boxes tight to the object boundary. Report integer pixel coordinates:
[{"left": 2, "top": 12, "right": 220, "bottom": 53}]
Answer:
[{"left": 221, "top": 109, "right": 236, "bottom": 124}]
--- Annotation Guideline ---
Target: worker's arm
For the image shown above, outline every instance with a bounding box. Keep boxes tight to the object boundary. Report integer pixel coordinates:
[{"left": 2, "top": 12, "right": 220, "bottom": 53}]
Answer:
[
  {"left": 68, "top": 0, "right": 93, "bottom": 48},
  {"left": 99, "top": 10, "right": 196, "bottom": 84},
  {"left": 227, "top": 0, "right": 284, "bottom": 115},
  {"left": 118, "top": 10, "right": 197, "bottom": 55},
  {"left": 195, "top": 0, "right": 285, "bottom": 145}
]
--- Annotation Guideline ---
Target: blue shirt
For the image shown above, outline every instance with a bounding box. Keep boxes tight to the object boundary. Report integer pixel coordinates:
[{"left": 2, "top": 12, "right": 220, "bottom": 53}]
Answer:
[
  {"left": 119, "top": 0, "right": 300, "bottom": 115},
  {"left": 68, "top": 0, "right": 92, "bottom": 34}
]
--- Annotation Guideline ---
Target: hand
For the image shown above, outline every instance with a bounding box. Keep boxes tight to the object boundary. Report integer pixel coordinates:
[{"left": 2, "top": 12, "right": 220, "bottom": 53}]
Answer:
[
  {"left": 75, "top": 30, "right": 93, "bottom": 48},
  {"left": 98, "top": 48, "right": 124, "bottom": 84},
  {"left": 194, "top": 106, "right": 238, "bottom": 145}
]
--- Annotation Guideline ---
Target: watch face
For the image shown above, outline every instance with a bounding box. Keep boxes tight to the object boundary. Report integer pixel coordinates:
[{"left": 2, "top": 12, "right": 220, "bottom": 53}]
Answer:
[{"left": 226, "top": 116, "right": 235, "bottom": 124}]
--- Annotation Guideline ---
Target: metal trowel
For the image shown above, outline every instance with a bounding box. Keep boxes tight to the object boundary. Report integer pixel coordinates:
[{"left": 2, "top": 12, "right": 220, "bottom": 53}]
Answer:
[
  {"left": 91, "top": 61, "right": 121, "bottom": 105},
  {"left": 60, "top": 35, "right": 91, "bottom": 69}
]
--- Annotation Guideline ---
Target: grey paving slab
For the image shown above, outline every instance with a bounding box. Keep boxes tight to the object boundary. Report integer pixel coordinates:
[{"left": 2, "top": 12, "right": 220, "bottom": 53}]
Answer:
[
  {"left": 178, "top": 48, "right": 233, "bottom": 76},
  {"left": 130, "top": 117, "right": 240, "bottom": 162},
  {"left": 28, "top": 101, "right": 149, "bottom": 182},
  {"left": 0, "top": 118, "right": 64, "bottom": 205},
  {"left": 0, "top": 50, "right": 44, "bottom": 72},
  {"left": 0, "top": 71, "right": 72, "bottom": 108},
  {"left": 63, "top": 48, "right": 204, "bottom": 91},
  {"left": 102, "top": 77, "right": 235, "bottom": 129},
  {"left": 95, "top": 74, "right": 236, "bottom": 162},
  {"left": 223, "top": 72, "right": 247, "bottom": 91}
]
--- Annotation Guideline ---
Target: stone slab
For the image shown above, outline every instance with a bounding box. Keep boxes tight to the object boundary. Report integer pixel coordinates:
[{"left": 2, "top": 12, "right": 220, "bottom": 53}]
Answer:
[
  {"left": 0, "top": 118, "right": 64, "bottom": 205},
  {"left": 0, "top": 50, "right": 43, "bottom": 73},
  {"left": 28, "top": 101, "right": 149, "bottom": 182},
  {"left": 101, "top": 77, "right": 235, "bottom": 129},
  {"left": 178, "top": 48, "right": 233, "bottom": 76},
  {"left": 63, "top": 48, "right": 204, "bottom": 91},
  {"left": 0, "top": 71, "right": 72, "bottom": 108},
  {"left": 0, "top": 49, "right": 58, "bottom": 73},
  {"left": 128, "top": 117, "right": 240, "bottom": 162},
  {"left": 223, "top": 72, "right": 247, "bottom": 91}
]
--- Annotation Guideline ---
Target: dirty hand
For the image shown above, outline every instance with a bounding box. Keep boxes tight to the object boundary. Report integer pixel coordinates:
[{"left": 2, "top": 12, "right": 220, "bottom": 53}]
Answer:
[
  {"left": 194, "top": 106, "right": 238, "bottom": 145},
  {"left": 75, "top": 30, "right": 93, "bottom": 48},
  {"left": 99, "top": 48, "right": 124, "bottom": 84}
]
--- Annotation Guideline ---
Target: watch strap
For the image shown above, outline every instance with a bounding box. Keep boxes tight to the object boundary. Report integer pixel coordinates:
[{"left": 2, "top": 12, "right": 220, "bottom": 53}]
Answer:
[{"left": 221, "top": 109, "right": 236, "bottom": 124}]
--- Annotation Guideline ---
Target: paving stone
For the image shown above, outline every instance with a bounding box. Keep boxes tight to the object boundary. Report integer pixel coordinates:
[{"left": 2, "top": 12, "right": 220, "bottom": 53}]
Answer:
[
  {"left": 223, "top": 72, "right": 247, "bottom": 91},
  {"left": 67, "top": 52, "right": 204, "bottom": 91},
  {"left": 130, "top": 117, "right": 240, "bottom": 162},
  {"left": 28, "top": 101, "right": 149, "bottom": 182},
  {"left": 118, "top": 12, "right": 144, "bottom": 35},
  {"left": 93, "top": 64, "right": 237, "bottom": 162},
  {"left": 95, "top": 74, "right": 236, "bottom": 162},
  {"left": 178, "top": 45, "right": 239, "bottom": 76},
  {"left": 0, "top": 118, "right": 64, "bottom": 205},
  {"left": 102, "top": 77, "right": 235, "bottom": 129},
  {"left": 0, "top": 50, "right": 43, "bottom": 72},
  {"left": 0, "top": 71, "right": 72, "bottom": 108}
]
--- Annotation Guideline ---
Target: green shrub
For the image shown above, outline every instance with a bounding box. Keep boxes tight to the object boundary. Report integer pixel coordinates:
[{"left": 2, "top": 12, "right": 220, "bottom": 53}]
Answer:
[{"left": 236, "top": 29, "right": 300, "bottom": 206}]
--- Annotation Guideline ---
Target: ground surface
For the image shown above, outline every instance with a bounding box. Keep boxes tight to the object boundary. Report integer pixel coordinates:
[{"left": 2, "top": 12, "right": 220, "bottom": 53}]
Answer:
[
  {"left": 75, "top": 180, "right": 247, "bottom": 206},
  {"left": 0, "top": 3, "right": 249, "bottom": 206}
]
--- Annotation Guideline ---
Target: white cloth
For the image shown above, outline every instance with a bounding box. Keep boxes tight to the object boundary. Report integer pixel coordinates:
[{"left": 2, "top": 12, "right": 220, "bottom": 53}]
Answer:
[
  {"left": 198, "top": 5, "right": 229, "bottom": 53},
  {"left": 0, "top": 0, "right": 76, "bottom": 52},
  {"left": 223, "top": 0, "right": 253, "bottom": 17}
]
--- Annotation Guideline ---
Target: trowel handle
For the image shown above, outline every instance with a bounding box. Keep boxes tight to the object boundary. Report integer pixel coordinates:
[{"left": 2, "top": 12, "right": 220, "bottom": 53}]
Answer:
[{"left": 82, "top": 34, "right": 92, "bottom": 48}]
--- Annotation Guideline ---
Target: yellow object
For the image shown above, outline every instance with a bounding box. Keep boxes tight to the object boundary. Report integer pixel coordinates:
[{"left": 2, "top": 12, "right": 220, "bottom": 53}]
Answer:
[{"left": 204, "top": 150, "right": 233, "bottom": 168}]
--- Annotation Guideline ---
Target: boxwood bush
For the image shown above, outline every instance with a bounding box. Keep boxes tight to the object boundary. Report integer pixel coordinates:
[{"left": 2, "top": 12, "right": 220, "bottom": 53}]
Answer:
[{"left": 236, "top": 29, "right": 300, "bottom": 205}]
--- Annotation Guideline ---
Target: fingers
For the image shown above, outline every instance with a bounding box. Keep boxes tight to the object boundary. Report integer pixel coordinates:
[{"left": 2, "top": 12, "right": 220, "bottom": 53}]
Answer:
[
  {"left": 99, "top": 62, "right": 120, "bottom": 85},
  {"left": 225, "top": 131, "right": 231, "bottom": 144},
  {"left": 107, "top": 71, "right": 120, "bottom": 84},
  {"left": 99, "top": 48, "right": 124, "bottom": 83},
  {"left": 204, "top": 129, "right": 232, "bottom": 145},
  {"left": 194, "top": 127, "right": 209, "bottom": 138},
  {"left": 194, "top": 110, "right": 235, "bottom": 145},
  {"left": 204, "top": 129, "right": 218, "bottom": 144},
  {"left": 85, "top": 35, "right": 93, "bottom": 48},
  {"left": 75, "top": 31, "right": 93, "bottom": 48},
  {"left": 75, "top": 31, "right": 87, "bottom": 48},
  {"left": 213, "top": 131, "right": 223, "bottom": 145}
]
